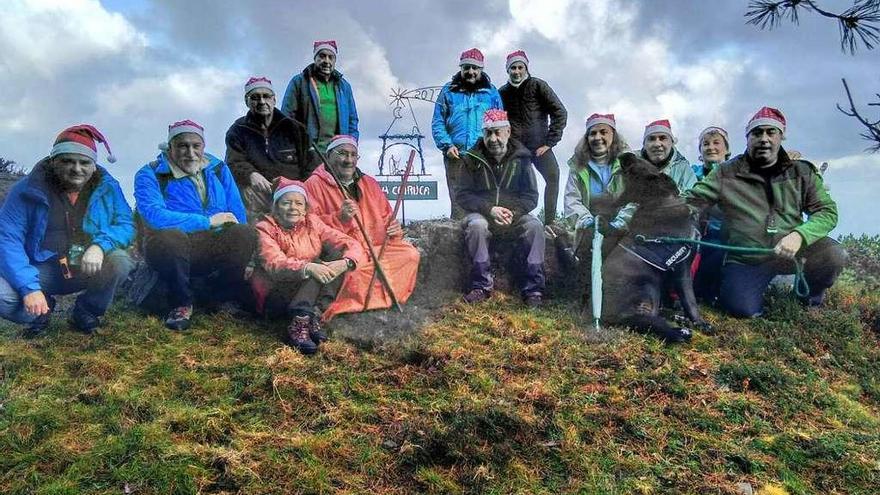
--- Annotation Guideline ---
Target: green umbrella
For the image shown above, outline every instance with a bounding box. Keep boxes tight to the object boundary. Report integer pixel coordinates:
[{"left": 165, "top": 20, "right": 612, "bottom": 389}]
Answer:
[{"left": 591, "top": 216, "right": 604, "bottom": 330}]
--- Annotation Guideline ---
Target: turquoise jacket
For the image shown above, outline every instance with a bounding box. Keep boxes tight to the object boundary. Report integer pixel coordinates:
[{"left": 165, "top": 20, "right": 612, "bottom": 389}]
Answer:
[
  {"left": 432, "top": 72, "right": 503, "bottom": 152},
  {"left": 134, "top": 152, "right": 246, "bottom": 233}
]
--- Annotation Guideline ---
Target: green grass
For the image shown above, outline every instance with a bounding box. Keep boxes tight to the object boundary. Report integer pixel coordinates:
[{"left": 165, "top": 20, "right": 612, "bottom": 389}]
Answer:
[{"left": 2, "top": 275, "right": 880, "bottom": 493}]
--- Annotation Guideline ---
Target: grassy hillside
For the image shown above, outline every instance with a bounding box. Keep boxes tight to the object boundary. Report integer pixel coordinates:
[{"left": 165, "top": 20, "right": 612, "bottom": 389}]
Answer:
[{"left": 2, "top": 237, "right": 879, "bottom": 494}]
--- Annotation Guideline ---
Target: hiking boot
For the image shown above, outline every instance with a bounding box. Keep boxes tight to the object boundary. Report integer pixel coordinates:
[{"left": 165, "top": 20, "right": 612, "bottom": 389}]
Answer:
[
  {"left": 22, "top": 313, "right": 52, "bottom": 339},
  {"left": 69, "top": 305, "right": 100, "bottom": 335},
  {"left": 309, "top": 316, "right": 328, "bottom": 345},
  {"left": 165, "top": 305, "right": 193, "bottom": 331},
  {"left": 21, "top": 296, "right": 56, "bottom": 339},
  {"left": 287, "top": 315, "right": 317, "bottom": 355},
  {"left": 524, "top": 293, "right": 543, "bottom": 308},
  {"left": 463, "top": 288, "right": 490, "bottom": 304}
]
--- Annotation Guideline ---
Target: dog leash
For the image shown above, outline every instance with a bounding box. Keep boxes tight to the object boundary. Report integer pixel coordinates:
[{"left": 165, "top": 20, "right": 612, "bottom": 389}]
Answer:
[{"left": 633, "top": 235, "right": 810, "bottom": 298}]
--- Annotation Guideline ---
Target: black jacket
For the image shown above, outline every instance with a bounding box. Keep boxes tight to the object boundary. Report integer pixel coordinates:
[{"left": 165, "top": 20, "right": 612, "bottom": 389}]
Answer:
[
  {"left": 498, "top": 77, "right": 567, "bottom": 152},
  {"left": 455, "top": 139, "right": 538, "bottom": 219},
  {"left": 225, "top": 108, "right": 312, "bottom": 185}
]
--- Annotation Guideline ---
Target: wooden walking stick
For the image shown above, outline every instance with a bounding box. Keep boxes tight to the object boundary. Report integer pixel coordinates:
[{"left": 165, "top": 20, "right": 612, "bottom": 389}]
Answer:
[
  {"left": 311, "top": 142, "right": 403, "bottom": 312},
  {"left": 363, "top": 149, "right": 416, "bottom": 309}
]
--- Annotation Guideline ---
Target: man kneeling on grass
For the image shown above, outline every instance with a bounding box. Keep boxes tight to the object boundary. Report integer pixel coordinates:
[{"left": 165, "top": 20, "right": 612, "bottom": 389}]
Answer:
[
  {"left": 252, "top": 179, "right": 364, "bottom": 355},
  {"left": 0, "top": 125, "right": 135, "bottom": 338},
  {"left": 684, "top": 107, "right": 848, "bottom": 317}
]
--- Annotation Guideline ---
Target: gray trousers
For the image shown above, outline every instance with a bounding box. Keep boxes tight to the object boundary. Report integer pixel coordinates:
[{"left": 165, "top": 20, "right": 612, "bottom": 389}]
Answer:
[{"left": 462, "top": 212, "right": 546, "bottom": 296}]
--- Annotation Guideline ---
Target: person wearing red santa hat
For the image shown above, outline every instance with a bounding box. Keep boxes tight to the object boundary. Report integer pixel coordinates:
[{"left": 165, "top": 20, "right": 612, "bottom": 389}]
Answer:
[
  {"left": 453, "top": 109, "right": 545, "bottom": 307},
  {"left": 498, "top": 50, "right": 568, "bottom": 226},
  {"left": 685, "top": 106, "right": 847, "bottom": 317},
  {"left": 432, "top": 48, "right": 504, "bottom": 219},
  {"left": 280, "top": 40, "right": 359, "bottom": 159},
  {"left": 252, "top": 177, "right": 364, "bottom": 355},
  {"left": 0, "top": 125, "right": 135, "bottom": 337},
  {"left": 226, "top": 76, "right": 311, "bottom": 221}
]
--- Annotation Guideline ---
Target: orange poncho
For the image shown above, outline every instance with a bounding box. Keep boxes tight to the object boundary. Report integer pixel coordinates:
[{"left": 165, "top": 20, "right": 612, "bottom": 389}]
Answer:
[{"left": 304, "top": 165, "right": 420, "bottom": 318}]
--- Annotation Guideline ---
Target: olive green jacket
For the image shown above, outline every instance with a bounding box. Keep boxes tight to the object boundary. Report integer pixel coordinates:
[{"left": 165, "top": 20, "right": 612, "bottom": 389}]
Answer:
[{"left": 684, "top": 149, "right": 838, "bottom": 264}]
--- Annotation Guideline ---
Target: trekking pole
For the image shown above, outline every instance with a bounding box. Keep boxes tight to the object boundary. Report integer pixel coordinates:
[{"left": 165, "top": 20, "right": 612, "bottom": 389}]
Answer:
[
  {"left": 311, "top": 142, "right": 403, "bottom": 312},
  {"left": 363, "top": 150, "right": 416, "bottom": 309}
]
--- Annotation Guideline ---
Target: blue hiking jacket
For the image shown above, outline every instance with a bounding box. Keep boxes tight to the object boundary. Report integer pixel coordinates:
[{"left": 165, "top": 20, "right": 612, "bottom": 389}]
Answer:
[
  {"left": 134, "top": 152, "right": 247, "bottom": 233},
  {"left": 432, "top": 72, "right": 503, "bottom": 152},
  {"left": 280, "top": 64, "right": 359, "bottom": 142},
  {"left": 0, "top": 159, "right": 134, "bottom": 296}
]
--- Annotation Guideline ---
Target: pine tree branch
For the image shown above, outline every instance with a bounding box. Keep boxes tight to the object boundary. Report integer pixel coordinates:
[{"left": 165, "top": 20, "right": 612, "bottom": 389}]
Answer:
[
  {"left": 745, "top": 0, "right": 880, "bottom": 53},
  {"left": 837, "top": 78, "right": 880, "bottom": 152}
]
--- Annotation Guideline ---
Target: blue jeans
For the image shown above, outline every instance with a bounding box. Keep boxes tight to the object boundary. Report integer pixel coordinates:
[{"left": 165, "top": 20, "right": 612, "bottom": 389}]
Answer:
[
  {"left": 0, "top": 249, "right": 134, "bottom": 324},
  {"left": 719, "top": 237, "right": 847, "bottom": 318}
]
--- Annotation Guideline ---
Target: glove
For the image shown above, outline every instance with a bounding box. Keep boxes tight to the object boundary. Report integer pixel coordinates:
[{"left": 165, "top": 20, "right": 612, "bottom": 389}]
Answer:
[
  {"left": 576, "top": 214, "right": 595, "bottom": 230},
  {"left": 598, "top": 215, "right": 627, "bottom": 235}
]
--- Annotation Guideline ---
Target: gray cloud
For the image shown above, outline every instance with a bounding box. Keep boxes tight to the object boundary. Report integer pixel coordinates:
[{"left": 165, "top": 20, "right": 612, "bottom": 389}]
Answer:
[{"left": 1, "top": 0, "right": 877, "bottom": 233}]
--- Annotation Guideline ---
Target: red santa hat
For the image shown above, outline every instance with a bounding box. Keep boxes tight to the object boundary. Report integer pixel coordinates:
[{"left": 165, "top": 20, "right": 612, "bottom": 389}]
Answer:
[
  {"left": 167, "top": 119, "right": 205, "bottom": 142},
  {"left": 158, "top": 119, "right": 205, "bottom": 152},
  {"left": 698, "top": 126, "right": 730, "bottom": 150},
  {"left": 313, "top": 40, "right": 338, "bottom": 57},
  {"left": 244, "top": 76, "right": 274, "bottom": 95},
  {"left": 459, "top": 48, "right": 485, "bottom": 68},
  {"left": 273, "top": 177, "right": 309, "bottom": 204},
  {"left": 482, "top": 109, "right": 510, "bottom": 129},
  {"left": 326, "top": 134, "right": 358, "bottom": 152},
  {"left": 50, "top": 124, "right": 116, "bottom": 163},
  {"left": 585, "top": 113, "right": 616, "bottom": 132},
  {"left": 746, "top": 106, "right": 786, "bottom": 137},
  {"left": 505, "top": 50, "right": 529, "bottom": 70},
  {"left": 643, "top": 119, "right": 676, "bottom": 143}
]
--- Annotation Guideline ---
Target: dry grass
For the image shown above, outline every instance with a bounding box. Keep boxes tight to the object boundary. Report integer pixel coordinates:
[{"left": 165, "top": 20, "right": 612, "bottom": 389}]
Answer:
[{"left": 2, "top": 267, "right": 880, "bottom": 494}]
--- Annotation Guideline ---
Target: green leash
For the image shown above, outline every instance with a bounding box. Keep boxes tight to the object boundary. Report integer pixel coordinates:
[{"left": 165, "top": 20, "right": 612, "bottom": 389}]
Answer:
[{"left": 633, "top": 235, "right": 811, "bottom": 298}]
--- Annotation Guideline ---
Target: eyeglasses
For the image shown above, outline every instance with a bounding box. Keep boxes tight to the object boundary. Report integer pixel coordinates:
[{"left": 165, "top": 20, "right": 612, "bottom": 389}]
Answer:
[
  {"left": 248, "top": 93, "right": 275, "bottom": 102},
  {"left": 460, "top": 64, "right": 481, "bottom": 71},
  {"left": 333, "top": 150, "right": 359, "bottom": 160}
]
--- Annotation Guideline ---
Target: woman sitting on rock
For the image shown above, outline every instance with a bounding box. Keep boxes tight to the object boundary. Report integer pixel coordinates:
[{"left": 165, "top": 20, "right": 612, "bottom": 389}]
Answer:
[{"left": 252, "top": 178, "right": 364, "bottom": 355}]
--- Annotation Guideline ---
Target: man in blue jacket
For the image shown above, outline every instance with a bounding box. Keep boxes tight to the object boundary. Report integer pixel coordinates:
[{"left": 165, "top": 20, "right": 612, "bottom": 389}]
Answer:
[
  {"left": 432, "top": 48, "right": 503, "bottom": 218},
  {"left": 280, "top": 40, "right": 359, "bottom": 159},
  {"left": 134, "top": 120, "right": 257, "bottom": 331},
  {"left": 0, "top": 125, "right": 135, "bottom": 338}
]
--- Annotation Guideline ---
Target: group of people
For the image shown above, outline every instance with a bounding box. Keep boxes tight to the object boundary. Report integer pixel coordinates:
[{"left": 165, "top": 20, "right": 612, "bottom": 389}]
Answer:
[{"left": 0, "top": 41, "right": 848, "bottom": 354}]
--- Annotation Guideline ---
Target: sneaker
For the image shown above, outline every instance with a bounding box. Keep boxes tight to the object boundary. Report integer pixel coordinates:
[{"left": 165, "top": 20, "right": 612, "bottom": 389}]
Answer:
[
  {"left": 69, "top": 305, "right": 100, "bottom": 335},
  {"left": 463, "top": 288, "right": 490, "bottom": 304},
  {"left": 22, "top": 313, "right": 52, "bottom": 339},
  {"left": 165, "top": 305, "right": 193, "bottom": 331},
  {"left": 288, "top": 315, "right": 318, "bottom": 355},
  {"left": 21, "top": 296, "right": 56, "bottom": 339},
  {"left": 524, "top": 293, "right": 543, "bottom": 308},
  {"left": 309, "top": 315, "right": 328, "bottom": 345}
]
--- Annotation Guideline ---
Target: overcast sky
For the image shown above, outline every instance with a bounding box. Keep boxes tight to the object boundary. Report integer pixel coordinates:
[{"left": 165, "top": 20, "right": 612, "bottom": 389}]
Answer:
[{"left": 1, "top": 0, "right": 878, "bottom": 235}]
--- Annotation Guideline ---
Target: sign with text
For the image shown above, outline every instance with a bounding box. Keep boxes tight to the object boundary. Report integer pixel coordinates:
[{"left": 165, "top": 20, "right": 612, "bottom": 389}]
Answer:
[{"left": 378, "top": 180, "right": 438, "bottom": 200}]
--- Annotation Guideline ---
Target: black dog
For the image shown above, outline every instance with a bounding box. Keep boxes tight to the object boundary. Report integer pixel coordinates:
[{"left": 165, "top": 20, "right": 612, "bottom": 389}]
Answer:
[{"left": 599, "top": 153, "right": 712, "bottom": 343}]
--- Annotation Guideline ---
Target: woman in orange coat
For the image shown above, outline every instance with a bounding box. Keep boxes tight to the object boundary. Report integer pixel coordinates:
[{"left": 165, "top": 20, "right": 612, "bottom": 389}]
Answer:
[
  {"left": 304, "top": 135, "right": 420, "bottom": 316},
  {"left": 253, "top": 178, "right": 364, "bottom": 355}
]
